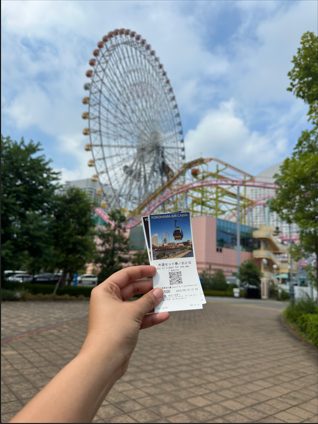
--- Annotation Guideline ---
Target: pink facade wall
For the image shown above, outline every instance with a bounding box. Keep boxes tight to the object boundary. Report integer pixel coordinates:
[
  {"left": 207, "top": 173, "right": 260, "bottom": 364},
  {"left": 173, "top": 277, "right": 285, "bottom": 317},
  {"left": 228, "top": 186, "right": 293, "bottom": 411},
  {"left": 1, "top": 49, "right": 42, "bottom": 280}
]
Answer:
[{"left": 192, "top": 215, "right": 252, "bottom": 276}]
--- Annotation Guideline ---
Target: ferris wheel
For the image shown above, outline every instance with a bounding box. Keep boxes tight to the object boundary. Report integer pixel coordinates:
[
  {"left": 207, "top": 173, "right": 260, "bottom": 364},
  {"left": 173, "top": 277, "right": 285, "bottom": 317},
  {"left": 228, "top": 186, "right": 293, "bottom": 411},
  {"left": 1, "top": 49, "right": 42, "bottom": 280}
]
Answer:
[{"left": 82, "top": 28, "right": 185, "bottom": 212}]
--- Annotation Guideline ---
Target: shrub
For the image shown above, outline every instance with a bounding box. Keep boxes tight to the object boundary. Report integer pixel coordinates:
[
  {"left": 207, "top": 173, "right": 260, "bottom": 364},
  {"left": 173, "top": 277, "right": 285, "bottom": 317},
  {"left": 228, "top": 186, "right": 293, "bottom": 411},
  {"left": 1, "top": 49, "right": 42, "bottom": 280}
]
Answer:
[
  {"left": 19, "top": 292, "right": 88, "bottom": 301},
  {"left": 300, "top": 314, "right": 318, "bottom": 346},
  {"left": 203, "top": 288, "right": 245, "bottom": 297},
  {"left": 204, "top": 289, "right": 232, "bottom": 297},
  {"left": 211, "top": 270, "right": 228, "bottom": 291},
  {"left": 2, "top": 283, "right": 94, "bottom": 298},
  {"left": 269, "top": 283, "right": 290, "bottom": 301},
  {"left": 269, "top": 282, "right": 278, "bottom": 299},
  {"left": 284, "top": 298, "right": 318, "bottom": 347},
  {"left": 278, "top": 290, "right": 290, "bottom": 301},
  {"left": 285, "top": 297, "right": 318, "bottom": 323},
  {"left": 200, "top": 270, "right": 228, "bottom": 291},
  {"left": 1, "top": 289, "right": 20, "bottom": 301}
]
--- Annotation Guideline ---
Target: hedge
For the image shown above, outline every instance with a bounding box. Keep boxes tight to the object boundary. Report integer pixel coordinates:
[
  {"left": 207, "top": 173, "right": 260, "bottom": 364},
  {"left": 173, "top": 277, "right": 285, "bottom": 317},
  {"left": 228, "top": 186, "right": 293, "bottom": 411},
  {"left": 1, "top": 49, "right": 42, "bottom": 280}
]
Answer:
[
  {"left": 284, "top": 298, "right": 318, "bottom": 347},
  {"left": 1, "top": 289, "right": 20, "bottom": 301},
  {"left": 297, "top": 314, "right": 318, "bottom": 346},
  {"left": 203, "top": 289, "right": 245, "bottom": 297},
  {"left": 2, "top": 283, "right": 94, "bottom": 298}
]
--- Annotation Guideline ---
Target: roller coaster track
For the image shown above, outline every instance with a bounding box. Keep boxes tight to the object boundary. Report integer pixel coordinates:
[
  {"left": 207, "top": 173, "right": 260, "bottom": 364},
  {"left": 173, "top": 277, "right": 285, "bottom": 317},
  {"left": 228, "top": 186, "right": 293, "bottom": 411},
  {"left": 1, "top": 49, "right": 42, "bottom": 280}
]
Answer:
[
  {"left": 95, "top": 157, "right": 277, "bottom": 229},
  {"left": 125, "top": 178, "right": 277, "bottom": 229}
]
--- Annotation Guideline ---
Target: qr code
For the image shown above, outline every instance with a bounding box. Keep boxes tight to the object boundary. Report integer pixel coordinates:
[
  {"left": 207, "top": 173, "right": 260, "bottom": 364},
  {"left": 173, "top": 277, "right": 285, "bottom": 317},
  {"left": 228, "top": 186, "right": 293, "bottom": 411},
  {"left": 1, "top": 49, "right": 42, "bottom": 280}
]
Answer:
[{"left": 169, "top": 271, "right": 182, "bottom": 285}]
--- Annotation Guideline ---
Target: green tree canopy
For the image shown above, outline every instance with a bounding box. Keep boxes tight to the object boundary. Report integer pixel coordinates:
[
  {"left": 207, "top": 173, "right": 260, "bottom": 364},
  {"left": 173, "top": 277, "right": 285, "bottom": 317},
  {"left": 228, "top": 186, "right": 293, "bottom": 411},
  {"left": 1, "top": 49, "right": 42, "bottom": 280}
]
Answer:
[
  {"left": 131, "top": 250, "right": 149, "bottom": 266},
  {"left": 94, "top": 209, "right": 129, "bottom": 283},
  {"left": 50, "top": 187, "right": 96, "bottom": 286},
  {"left": 1, "top": 135, "right": 60, "bottom": 275},
  {"left": 270, "top": 31, "right": 318, "bottom": 285},
  {"left": 287, "top": 31, "right": 318, "bottom": 125},
  {"left": 237, "top": 260, "right": 262, "bottom": 287}
]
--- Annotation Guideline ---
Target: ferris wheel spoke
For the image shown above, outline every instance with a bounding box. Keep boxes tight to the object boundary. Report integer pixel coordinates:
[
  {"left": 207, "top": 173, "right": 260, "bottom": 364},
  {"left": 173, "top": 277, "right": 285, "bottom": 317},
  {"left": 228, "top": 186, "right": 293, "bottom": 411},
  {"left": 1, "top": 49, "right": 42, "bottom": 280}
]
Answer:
[
  {"left": 115, "top": 154, "right": 140, "bottom": 201},
  {"left": 90, "top": 93, "right": 143, "bottom": 146},
  {"left": 92, "top": 65, "right": 143, "bottom": 136},
  {"left": 132, "top": 45, "right": 173, "bottom": 129},
  {"left": 91, "top": 72, "right": 145, "bottom": 139},
  {"left": 120, "top": 42, "right": 174, "bottom": 142},
  {"left": 121, "top": 45, "right": 159, "bottom": 130},
  {"left": 100, "top": 45, "right": 154, "bottom": 137},
  {"left": 126, "top": 46, "right": 166, "bottom": 132},
  {"left": 115, "top": 42, "right": 167, "bottom": 136},
  {"left": 106, "top": 46, "right": 156, "bottom": 137},
  {"left": 90, "top": 88, "right": 133, "bottom": 133}
]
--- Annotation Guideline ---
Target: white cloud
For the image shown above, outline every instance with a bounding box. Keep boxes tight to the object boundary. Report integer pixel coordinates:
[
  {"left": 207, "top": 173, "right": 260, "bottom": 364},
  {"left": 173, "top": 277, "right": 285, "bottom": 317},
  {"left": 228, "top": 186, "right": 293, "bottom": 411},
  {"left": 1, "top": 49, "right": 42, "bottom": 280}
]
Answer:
[
  {"left": 230, "top": 1, "right": 317, "bottom": 106},
  {"left": 185, "top": 99, "right": 288, "bottom": 174},
  {"left": 54, "top": 133, "right": 94, "bottom": 182},
  {"left": 2, "top": 0, "right": 316, "bottom": 183}
]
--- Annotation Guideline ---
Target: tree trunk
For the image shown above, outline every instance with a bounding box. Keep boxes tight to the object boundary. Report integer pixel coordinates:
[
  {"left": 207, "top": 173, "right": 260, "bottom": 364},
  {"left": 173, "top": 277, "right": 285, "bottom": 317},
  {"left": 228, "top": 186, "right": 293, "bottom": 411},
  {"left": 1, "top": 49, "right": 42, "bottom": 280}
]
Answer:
[{"left": 53, "top": 270, "right": 66, "bottom": 295}]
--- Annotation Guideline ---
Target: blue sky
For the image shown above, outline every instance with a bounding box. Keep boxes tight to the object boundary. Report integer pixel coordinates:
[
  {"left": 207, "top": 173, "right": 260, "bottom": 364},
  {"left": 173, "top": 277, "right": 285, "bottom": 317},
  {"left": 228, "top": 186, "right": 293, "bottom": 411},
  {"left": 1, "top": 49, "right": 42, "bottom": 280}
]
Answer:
[{"left": 2, "top": 0, "right": 317, "bottom": 182}]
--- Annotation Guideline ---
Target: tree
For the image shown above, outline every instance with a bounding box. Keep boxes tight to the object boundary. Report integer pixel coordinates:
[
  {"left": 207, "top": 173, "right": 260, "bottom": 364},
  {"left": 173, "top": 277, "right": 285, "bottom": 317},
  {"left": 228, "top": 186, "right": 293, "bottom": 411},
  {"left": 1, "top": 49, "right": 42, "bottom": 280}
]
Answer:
[
  {"left": 287, "top": 31, "right": 318, "bottom": 125},
  {"left": 210, "top": 270, "right": 227, "bottom": 291},
  {"left": 270, "top": 31, "right": 318, "bottom": 285},
  {"left": 199, "top": 269, "right": 228, "bottom": 291},
  {"left": 131, "top": 250, "right": 149, "bottom": 265},
  {"left": 94, "top": 209, "right": 129, "bottom": 283},
  {"left": 289, "top": 231, "right": 318, "bottom": 291},
  {"left": 1, "top": 135, "right": 60, "bottom": 276},
  {"left": 50, "top": 187, "right": 96, "bottom": 287},
  {"left": 237, "top": 260, "right": 262, "bottom": 287}
]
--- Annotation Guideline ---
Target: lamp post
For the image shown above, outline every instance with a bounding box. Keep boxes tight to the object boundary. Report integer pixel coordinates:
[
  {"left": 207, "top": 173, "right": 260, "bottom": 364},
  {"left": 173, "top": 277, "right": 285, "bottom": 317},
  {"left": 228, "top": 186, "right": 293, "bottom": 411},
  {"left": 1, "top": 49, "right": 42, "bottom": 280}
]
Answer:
[
  {"left": 288, "top": 264, "right": 295, "bottom": 304},
  {"left": 261, "top": 258, "right": 268, "bottom": 299},
  {"left": 272, "top": 263, "right": 278, "bottom": 299}
]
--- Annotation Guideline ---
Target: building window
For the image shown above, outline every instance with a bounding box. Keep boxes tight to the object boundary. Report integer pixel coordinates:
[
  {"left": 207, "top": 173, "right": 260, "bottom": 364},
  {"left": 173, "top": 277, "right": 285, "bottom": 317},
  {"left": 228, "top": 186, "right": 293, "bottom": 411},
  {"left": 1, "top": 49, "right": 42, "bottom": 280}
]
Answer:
[{"left": 216, "top": 218, "right": 254, "bottom": 252}]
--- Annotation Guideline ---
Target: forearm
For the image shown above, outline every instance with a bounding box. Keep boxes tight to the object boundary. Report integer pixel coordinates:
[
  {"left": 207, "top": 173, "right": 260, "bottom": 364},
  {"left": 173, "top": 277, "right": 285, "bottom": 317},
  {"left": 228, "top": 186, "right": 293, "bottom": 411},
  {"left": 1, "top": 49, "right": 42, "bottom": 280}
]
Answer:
[{"left": 10, "top": 348, "right": 123, "bottom": 423}]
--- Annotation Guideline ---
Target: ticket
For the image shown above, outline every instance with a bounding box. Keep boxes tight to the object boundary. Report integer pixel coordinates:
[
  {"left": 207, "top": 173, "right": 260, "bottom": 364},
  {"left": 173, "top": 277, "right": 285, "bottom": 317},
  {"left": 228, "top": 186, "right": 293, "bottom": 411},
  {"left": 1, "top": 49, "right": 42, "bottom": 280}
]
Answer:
[{"left": 143, "top": 211, "right": 206, "bottom": 312}]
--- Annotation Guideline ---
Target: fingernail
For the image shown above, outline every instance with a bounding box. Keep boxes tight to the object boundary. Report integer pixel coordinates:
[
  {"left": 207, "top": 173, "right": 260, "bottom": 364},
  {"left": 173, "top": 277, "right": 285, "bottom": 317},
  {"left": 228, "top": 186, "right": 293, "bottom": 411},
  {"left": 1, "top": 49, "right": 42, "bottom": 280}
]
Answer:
[{"left": 153, "top": 288, "right": 163, "bottom": 301}]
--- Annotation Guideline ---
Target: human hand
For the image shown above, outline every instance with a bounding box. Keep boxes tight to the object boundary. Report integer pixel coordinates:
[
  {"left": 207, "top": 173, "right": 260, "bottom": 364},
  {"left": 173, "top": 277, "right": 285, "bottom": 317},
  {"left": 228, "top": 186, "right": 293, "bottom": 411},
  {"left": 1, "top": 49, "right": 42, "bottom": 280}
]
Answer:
[
  {"left": 10, "top": 267, "right": 169, "bottom": 423},
  {"left": 81, "top": 265, "right": 169, "bottom": 377}
]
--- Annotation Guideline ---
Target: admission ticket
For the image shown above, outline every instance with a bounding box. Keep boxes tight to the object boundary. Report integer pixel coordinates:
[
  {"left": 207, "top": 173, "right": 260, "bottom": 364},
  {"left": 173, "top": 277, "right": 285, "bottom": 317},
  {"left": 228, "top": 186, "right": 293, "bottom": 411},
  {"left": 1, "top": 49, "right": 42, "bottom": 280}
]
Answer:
[{"left": 142, "top": 212, "right": 205, "bottom": 312}]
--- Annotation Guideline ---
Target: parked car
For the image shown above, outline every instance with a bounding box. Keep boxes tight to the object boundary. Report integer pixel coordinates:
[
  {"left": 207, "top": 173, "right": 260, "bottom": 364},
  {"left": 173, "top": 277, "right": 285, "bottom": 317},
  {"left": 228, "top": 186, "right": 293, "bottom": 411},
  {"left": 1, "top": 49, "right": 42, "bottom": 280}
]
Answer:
[
  {"left": 7, "top": 273, "right": 33, "bottom": 283},
  {"left": 4, "top": 270, "right": 28, "bottom": 280},
  {"left": 78, "top": 274, "right": 98, "bottom": 286},
  {"left": 244, "top": 284, "right": 261, "bottom": 299},
  {"left": 33, "top": 273, "right": 60, "bottom": 284}
]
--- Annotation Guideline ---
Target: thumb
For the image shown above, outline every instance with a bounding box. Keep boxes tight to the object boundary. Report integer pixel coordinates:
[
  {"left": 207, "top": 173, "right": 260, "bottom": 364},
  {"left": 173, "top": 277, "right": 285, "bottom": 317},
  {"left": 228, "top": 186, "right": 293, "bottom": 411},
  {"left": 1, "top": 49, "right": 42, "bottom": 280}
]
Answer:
[{"left": 134, "top": 288, "right": 164, "bottom": 318}]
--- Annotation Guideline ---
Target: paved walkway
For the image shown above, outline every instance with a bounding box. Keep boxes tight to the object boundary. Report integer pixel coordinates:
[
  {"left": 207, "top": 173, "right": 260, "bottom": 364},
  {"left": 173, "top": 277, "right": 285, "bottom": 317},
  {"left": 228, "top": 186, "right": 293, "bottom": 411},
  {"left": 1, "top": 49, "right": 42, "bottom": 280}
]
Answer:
[{"left": 1, "top": 299, "right": 318, "bottom": 423}]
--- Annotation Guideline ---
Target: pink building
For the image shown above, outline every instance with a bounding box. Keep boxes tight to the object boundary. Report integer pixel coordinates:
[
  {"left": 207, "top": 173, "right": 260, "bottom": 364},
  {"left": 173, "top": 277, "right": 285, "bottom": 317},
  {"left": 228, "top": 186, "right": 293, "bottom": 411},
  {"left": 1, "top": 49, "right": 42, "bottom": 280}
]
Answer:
[{"left": 192, "top": 215, "right": 252, "bottom": 276}]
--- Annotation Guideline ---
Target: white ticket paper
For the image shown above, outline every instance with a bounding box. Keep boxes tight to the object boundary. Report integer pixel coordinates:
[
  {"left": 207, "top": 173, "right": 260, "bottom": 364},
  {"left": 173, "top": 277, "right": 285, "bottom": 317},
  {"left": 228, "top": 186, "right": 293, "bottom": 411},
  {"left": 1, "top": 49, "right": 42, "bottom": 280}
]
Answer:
[{"left": 146, "top": 211, "right": 206, "bottom": 312}]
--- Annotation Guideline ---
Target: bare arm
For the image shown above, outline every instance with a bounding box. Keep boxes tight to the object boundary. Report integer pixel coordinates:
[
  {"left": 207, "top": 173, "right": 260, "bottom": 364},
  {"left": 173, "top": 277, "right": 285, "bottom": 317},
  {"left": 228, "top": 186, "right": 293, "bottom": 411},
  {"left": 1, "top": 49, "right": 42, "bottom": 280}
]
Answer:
[{"left": 10, "top": 266, "right": 169, "bottom": 423}]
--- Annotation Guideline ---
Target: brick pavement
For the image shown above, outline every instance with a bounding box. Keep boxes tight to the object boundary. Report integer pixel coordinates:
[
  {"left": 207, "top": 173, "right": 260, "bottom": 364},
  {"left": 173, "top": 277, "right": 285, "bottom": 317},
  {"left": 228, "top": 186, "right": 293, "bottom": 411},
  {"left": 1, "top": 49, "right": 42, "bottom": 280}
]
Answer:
[{"left": 1, "top": 300, "right": 318, "bottom": 423}]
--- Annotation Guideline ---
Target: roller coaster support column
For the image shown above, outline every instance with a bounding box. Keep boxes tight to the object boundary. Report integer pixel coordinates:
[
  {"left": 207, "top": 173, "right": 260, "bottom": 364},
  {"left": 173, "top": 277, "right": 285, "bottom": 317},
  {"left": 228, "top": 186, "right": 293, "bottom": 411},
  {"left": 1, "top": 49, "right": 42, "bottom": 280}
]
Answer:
[{"left": 236, "top": 185, "right": 241, "bottom": 288}]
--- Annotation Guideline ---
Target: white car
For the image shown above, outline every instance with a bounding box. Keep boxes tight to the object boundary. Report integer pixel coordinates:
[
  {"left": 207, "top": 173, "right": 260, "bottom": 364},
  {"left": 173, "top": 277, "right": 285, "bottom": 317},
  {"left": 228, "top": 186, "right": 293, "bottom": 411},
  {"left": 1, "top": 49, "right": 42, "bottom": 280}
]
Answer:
[
  {"left": 5, "top": 270, "right": 27, "bottom": 278},
  {"left": 78, "top": 274, "right": 98, "bottom": 286},
  {"left": 7, "top": 273, "right": 33, "bottom": 283}
]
